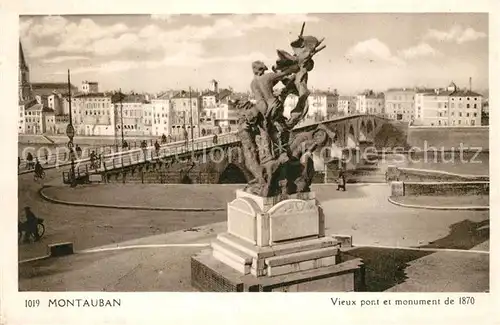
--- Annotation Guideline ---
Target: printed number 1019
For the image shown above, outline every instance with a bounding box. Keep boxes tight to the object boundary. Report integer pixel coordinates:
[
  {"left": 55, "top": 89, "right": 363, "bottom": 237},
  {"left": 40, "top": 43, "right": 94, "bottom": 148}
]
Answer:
[{"left": 25, "top": 299, "right": 41, "bottom": 308}]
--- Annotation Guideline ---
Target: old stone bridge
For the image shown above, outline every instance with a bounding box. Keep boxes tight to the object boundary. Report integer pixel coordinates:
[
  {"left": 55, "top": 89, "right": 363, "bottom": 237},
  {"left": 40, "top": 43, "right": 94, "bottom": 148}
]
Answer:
[{"left": 66, "top": 114, "right": 392, "bottom": 185}]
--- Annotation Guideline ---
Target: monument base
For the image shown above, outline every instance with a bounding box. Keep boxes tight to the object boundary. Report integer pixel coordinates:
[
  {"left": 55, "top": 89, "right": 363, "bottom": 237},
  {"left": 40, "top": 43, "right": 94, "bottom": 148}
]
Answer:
[
  {"left": 190, "top": 190, "right": 366, "bottom": 292},
  {"left": 191, "top": 249, "right": 365, "bottom": 292}
]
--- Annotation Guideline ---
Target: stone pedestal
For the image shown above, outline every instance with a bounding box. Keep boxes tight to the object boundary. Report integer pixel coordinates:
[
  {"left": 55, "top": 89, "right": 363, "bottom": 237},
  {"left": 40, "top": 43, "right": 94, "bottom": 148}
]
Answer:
[{"left": 191, "top": 190, "right": 365, "bottom": 292}]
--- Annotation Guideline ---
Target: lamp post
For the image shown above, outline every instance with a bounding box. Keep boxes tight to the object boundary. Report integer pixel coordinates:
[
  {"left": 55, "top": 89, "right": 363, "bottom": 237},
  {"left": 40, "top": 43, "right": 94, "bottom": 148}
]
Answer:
[
  {"left": 189, "top": 87, "right": 194, "bottom": 151},
  {"left": 66, "top": 69, "right": 76, "bottom": 187},
  {"left": 120, "top": 88, "right": 125, "bottom": 148}
]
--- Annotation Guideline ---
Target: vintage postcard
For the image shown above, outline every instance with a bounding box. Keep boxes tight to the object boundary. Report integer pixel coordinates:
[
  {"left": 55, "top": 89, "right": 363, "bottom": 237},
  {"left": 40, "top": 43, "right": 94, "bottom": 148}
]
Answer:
[{"left": 1, "top": 0, "right": 498, "bottom": 324}]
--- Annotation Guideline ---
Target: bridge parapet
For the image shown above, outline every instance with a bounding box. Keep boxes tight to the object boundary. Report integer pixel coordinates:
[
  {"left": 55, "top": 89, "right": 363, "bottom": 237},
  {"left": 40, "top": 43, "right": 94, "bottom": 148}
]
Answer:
[{"left": 62, "top": 114, "right": 392, "bottom": 184}]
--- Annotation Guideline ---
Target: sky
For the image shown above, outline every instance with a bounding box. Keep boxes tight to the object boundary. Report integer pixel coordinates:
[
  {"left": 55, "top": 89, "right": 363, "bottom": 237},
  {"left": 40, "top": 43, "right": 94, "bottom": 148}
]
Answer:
[{"left": 19, "top": 13, "right": 488, "bottom": 95}]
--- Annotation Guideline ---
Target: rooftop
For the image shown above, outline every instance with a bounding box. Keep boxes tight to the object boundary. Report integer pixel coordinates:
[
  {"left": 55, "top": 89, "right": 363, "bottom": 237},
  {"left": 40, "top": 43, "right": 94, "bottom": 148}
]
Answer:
[
  {"left": 386, "top": 88, "right": 417, "bottom": 93},
  {"left": 423, "top": 89, "right": 483, "bottom": 97},
  {"left": 73, "top": 92, "right": 111, "bottom": 99},
  {"left": 201, "top": 90, "right": 218, "bottom": 97},
  {"left": 122, "top": 94, "right": 148, "bottom": 103},
  {"left": 172, "top": 90, "right": 199, "bottom": 99},
  {"left": 32, "top": 82, "right": 77, "bottom": 90},
  {"left": 42, "top": 107, "right": 55, "bottom": 113},
  {"left": 24, "top": 103, "right": 44, "bottom": 111},
  {"left": 359, "top": 90, "right": 384, "bottom": 98},
  {"left": 218, "top": 89, "right": 234, "bottom": 102},
  {"left": 155, "top": 92, "right": 171, "bottom": 100},
  {"left": 311, "top": 90, "right": 338, "bottom": 96},
  {"left": 415, "top": 88, "right": 437, "bottom": 94},
  {"left": 19, "top": 98, "right": 37, "bottom": 107}
]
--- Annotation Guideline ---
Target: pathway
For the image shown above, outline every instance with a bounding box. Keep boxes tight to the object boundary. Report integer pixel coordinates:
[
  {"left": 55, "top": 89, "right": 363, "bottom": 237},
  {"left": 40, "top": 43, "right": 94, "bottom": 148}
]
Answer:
[{"left": 17, "top": 175, "right": 490, "bottom": 291}]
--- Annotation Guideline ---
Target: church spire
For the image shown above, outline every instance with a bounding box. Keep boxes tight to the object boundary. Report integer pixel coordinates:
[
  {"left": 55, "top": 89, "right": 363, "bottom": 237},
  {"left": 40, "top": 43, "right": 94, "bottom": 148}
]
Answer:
[
  {"left": 19, "top": 40, "right": 33, "bottom": 102},
  {"left": 19, "top": 41, "right": 28, "bottom": 71}
]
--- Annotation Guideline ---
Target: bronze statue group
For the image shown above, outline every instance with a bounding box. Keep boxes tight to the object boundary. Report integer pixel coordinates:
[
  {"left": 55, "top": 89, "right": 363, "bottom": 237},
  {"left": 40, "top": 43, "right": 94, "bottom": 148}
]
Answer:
[{"left": 234, "top": 23, "right": 332, "bottom": 197}]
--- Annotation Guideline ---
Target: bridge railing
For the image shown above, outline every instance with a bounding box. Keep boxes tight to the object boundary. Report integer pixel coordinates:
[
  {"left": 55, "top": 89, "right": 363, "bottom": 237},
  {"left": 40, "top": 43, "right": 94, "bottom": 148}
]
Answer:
[
  {"left": 21, "top": 132, "right": 238, "bottom": 172},
  {"left": 100, "top": 133, "right": 239, "bottom": 170},
  {"left": 62, "top": 132, "right": 239, "bottom": 181}
]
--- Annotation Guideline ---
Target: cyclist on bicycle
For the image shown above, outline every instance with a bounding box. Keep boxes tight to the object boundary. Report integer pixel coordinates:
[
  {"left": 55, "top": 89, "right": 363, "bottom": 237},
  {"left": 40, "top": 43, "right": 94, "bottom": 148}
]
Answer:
[
  {"left": 34, "top": 159, "right": 44, "bottom": 178},
  {"left": 23, "top": 206, "right": 40, "bottom": 242}
]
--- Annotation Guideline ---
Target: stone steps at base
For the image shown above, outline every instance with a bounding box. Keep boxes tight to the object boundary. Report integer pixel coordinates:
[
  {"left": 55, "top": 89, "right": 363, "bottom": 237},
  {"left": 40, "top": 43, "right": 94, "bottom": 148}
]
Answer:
[
  {"left": 191, "top": 250, "right": 366, "bottom": 292},
  {"left": 265, "top": 246, "right": 340, "bottom": 267},
  {"left": 217, "top": 232, "right": 340, "bottom": 260},
  {"left": 211, "top": 240, "right": 253, "bottom": 274},
  {"left": 213, "top": 250, "right": 251, "bottom": 274},
  {"left": 266, "top": 255, "right": 338, "bottom": 277}
]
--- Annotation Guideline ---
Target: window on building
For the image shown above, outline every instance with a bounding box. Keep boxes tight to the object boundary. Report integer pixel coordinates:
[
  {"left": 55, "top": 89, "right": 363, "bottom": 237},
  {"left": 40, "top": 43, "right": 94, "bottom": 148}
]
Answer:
[
  {"left": 459, "top": 112, "right": 462, "bottom": 117},
  {"left": 467, "top": 113, "right": 470, "bottom": 117},
  {"left": 474, "top": 104, "right": 477, "bottom": 108},
  {"left": 474, "top": 113, "right": 477, "bottom": 117},
  {"left": 458, "top": 120, "right": 461, "bottom": 125},
  {"left": 467, "top": 104, "right": 470, "bottom": 108}
]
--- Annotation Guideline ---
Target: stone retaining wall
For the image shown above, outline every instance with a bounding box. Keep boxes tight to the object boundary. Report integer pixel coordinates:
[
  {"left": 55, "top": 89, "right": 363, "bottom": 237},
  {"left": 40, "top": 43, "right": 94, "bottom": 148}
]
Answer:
[
  {"left": 391, "top": 181, "right": 489, "bottom": 197},
  {"left": 386, "top": 166, "right": 488, "bottom": 183}
]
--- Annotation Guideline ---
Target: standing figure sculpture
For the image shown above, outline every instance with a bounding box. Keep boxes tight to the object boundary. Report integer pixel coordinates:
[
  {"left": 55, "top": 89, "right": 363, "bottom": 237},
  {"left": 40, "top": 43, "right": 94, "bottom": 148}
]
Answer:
[{"left": 236, "top": 23, "right": 329, "bottom": 197}]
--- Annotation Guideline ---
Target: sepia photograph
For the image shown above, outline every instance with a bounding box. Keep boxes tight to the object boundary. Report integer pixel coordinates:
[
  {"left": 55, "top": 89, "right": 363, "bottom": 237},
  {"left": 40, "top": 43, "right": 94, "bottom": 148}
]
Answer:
[
  {"left": 1, "top": 1, "right": 498, "bottom": 324},
  {"left": 15, "top": 12, "right": 490, "bottom": 293}
]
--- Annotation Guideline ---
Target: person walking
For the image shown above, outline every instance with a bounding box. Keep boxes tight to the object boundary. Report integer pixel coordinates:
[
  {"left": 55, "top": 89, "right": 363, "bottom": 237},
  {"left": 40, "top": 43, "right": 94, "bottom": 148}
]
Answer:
[
  {"left": 154, "top": 140, "right": 160, "bottom": 157},
  {"left": 89, "top": 150, "right": 98, "bottom": 169},
  {"left": 336, "top": 171, "right": 346, "bottom": 191},
  {"left": 140, "top": 140, "right": 148, "bottom": 160},
  {"left": 75, "top": 145, "right": 82, "bottom": 158},
  {"left": 26, "top": 152, "right": 34, "bottom": 169}
]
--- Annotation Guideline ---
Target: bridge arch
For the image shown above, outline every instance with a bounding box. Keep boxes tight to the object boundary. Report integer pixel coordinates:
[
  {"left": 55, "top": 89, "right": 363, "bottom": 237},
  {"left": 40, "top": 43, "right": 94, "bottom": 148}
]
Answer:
[
  {"left": 218, "top": 163, "right": 248, "bottom": 184},
  {"left": 346, "top": 124, "right": 357, "bottom": 148},
  {"left": 328, "top": 127, "right": 344, "bottom": 160},
  {"left": 359, "top": 120, "right": 367, "bottom": 142},
  {"left": 366, "top": 119, "right": 374, "bottom": 141}
]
